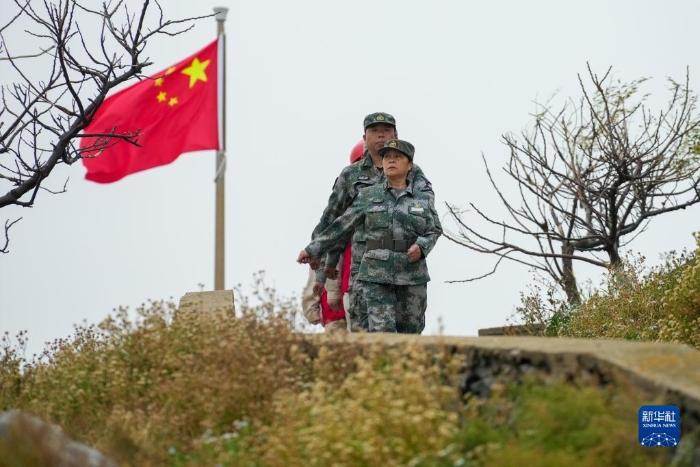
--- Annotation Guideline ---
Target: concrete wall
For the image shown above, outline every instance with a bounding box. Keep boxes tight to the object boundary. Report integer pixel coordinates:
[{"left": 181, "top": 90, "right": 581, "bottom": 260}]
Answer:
[
  {"left": 180, "top": 291, "right": 700, "bottom": 442},
  {"left": 312, "top": 333, "right": 700, "bottom": 436}
]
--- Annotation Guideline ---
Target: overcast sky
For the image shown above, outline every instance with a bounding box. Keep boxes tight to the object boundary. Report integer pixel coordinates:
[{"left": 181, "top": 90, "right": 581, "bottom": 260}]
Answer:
[{"left": 2, "top": 0, "right": 699, "bottom": 358}]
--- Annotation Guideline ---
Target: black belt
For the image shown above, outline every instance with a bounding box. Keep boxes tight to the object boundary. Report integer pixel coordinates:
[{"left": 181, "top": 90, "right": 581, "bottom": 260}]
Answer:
[{"left": 366, "top": 237, "right": 415, "bottom": 252}]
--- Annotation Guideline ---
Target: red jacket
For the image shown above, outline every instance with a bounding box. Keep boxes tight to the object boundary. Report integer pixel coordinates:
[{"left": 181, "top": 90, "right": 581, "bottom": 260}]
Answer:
[
  {"left": 319, "top": 140, "right": 363, "bottom": 326},
  {"left": 320, "top": 243, "right": 352, "bottom": 325}
]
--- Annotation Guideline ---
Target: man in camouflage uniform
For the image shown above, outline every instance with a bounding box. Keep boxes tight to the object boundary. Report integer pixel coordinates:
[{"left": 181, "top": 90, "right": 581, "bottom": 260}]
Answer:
[
  {"left": 301, "top": 139, "right": 441, "bottom": 333},
  {"left": 309, "top": 112, "right": 439, "bottom": 331}
]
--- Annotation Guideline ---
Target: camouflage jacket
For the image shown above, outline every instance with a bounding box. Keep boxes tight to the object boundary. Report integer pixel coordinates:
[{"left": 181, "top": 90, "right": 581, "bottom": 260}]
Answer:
[
  {"left": 311, "top": 151, "right": 439, "bottom": 281},
  {"left": 306, "top": 180, "right": 442, "bottom": 285}
]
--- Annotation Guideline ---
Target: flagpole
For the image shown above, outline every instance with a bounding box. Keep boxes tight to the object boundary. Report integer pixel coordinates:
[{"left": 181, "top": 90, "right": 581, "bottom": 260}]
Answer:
[{"left": 213, "top": 6, "right": 228, "bottom": 291}]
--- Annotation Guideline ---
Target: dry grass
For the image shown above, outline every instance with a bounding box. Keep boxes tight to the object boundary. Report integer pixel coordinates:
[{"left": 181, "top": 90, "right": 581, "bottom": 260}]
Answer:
[
  {"left": 513, "top": 235, "right": 700, "bottom": 348},
  {"left": 1, "top": 275, "right": 315, "bottom": 465},
  {"left": 0, "top": 273, "right": 687, "bottom": 466},
  {"left": 229, "top": 344, "right": 463, "bottom": 467},
  {"left": 455, "top": 379, "right": 670, "bottom": 467}
]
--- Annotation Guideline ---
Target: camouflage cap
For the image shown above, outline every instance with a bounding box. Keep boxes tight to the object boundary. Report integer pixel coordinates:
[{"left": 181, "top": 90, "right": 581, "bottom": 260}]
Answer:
[
  {"left": 363, "top": 112, "right": 396, "bottom": 130},
  {"left": 378, "top": 139, "right": 415, "bottom": 160}
]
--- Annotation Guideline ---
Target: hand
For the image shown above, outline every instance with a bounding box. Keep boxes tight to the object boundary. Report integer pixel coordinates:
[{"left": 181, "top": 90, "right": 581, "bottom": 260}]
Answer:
[
  {"left": 324, "top": 265, "right": 339, "bottom": 280},
  {"left": 328, "top": 298, "right": 342, "bottom": 311},
  {"left": 297, "top": 250, "right": 312, "bottom": 264},
  {"left": 312, "top": 281, "right": 325, "bottom": 296},
  {"left": 308, "top": 315, "right": 321, "bottom": 325},
  {"left": 309, "top": 258, "right": 322, "bottom": 270},
  {"left": 407, "top": 244, "right": 422, "bottom": 262}
]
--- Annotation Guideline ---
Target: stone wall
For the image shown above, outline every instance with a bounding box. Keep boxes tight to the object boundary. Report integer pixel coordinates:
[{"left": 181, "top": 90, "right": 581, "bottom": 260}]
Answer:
[
  {"left": 179, "top": 290, "right": 700, "bottom": 435},
  {"left": 312, "top": 333, "right": 700, "bottom": 436},
  {"left": 180, "top": 291, "right": 700, "bottom": 451}
]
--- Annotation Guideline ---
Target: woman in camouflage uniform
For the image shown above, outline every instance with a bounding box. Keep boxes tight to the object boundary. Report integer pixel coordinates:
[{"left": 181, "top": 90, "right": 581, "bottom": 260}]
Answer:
[{"left": 298, "top": 139, "right": 441, "bottom": 333}]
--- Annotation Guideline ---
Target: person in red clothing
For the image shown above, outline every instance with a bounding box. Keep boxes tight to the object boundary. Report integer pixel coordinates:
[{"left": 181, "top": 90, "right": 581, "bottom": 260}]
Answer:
[
  {"left": 301, "top": 141, "right": 364, "bottom": 333},
  {"left": 301, "top": 259, "right": 347, "bottom": 333},
  {"left": 337, "top": 142, "right": 364, "bottom": 314},
  {"left": 339, "top": 239, "right": 353, "bottom": 312}
]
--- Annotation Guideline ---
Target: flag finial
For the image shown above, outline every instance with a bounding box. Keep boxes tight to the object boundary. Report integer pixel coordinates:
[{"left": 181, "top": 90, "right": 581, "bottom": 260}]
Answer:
[{"left": 213, "top": 7, "right": 228, "bottom": 21}]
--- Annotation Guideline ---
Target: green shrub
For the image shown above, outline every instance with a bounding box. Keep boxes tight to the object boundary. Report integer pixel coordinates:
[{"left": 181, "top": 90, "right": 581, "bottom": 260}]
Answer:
[
  {"left": 0, "top": 330, "right": 27, "bottom": 411},
  {"left": 230, "top": 343, "right": 462, "bottom": 467},
  {"left": 0, "top": 272, "right": 692, "bottom": 466},
  {"left": 455, "top": 379, "right": 667, "bottom": 467},
  {"left": 660, "top": 233, "right": 700, "bottom": 347},
  {"left": 2, "top": 275, "right": 314, "bottom": 466},
  {"left": 513, "top": 234, "right": 700, "bottom": 348}
]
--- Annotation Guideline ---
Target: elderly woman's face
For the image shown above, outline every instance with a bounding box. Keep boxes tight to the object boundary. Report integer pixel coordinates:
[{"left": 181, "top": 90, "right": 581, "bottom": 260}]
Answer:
[{"left": 382, "top": 149, "right": 413, "bottom": 179}]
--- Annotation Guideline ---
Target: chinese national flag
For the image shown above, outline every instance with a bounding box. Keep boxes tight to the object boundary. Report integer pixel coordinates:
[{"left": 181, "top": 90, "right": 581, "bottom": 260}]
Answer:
[{"left": 81, "top": 37, "right": 221, "bottom": 183}]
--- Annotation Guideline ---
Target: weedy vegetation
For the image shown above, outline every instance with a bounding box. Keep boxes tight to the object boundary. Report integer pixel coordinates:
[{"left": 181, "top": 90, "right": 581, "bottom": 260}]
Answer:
[
  {"left": 1, "top": 264, "right": 696, "bottom": 466},
  {"left": 514, "top": 233, "right": 700, "bottom": 349}
]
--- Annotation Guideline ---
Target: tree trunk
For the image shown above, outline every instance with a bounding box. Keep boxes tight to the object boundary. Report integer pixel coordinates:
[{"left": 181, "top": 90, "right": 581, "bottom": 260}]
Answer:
[
  {"left": 608, "top": 243, "right": 634, "bottom": 290},
  {"left": 609, "top": 244, "right": 622, "bottom": 267},
  {"left": 561, "top": 243, "right": 581, "bottom": 308}
]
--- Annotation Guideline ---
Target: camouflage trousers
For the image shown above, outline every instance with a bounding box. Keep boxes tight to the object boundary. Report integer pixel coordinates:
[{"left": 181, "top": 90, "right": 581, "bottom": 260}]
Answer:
[
  {"left": 347, "top": 240, "right": 369, "bottom": 332},
  {"left": 347, "top": 278, "right": 369, "bottom": 332},
  {"left": 324, "top": 318, "right": 348, "bottom": 334},
  {"left": 362, "top": 281, "right": 427, "bottom": 334}
]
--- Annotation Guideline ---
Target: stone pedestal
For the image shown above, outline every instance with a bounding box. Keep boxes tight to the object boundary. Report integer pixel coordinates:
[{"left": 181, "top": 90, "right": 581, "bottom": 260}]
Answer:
[{"left": 178, "top": 289, "right": 235, "bottom": 315}]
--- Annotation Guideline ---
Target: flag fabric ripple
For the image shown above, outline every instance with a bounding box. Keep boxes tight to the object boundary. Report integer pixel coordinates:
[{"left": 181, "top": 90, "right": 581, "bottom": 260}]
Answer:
[{"left": 81, "top": 37, "right": 221, "bottom": 183}]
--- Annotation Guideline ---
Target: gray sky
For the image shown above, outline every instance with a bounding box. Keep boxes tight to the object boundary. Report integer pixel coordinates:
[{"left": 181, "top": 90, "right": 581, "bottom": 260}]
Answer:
[{"left": 2, "top": 0, "right": 699, "bottom": 358}]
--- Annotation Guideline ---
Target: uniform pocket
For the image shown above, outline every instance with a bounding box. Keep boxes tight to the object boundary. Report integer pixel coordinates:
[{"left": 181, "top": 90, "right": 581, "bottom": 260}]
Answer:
[
  {"left": 366, "top": 205, "right": 389, "bottom": 229},
  {"left": 408, "top": 206, "right": 429, "bottom": 234},
  {"left": 363, "top": 249, "right": 390, "bottom": 261}
]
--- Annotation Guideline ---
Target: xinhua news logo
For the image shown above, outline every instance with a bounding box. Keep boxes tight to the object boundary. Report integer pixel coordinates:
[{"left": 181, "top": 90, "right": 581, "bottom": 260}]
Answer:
[{"left": 638, "top": 405, "right": 680, "bottom": 447}]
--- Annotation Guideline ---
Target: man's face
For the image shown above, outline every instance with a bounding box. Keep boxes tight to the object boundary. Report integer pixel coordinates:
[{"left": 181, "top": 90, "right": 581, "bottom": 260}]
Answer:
[{"left": 363, "top": 124, "right": 397, "bottom": 155}]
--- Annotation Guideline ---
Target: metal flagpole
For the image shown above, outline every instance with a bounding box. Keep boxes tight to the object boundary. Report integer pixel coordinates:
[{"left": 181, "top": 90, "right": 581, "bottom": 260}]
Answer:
[{"left": 213, "top": 7, "right": 228, "bottom": 290}]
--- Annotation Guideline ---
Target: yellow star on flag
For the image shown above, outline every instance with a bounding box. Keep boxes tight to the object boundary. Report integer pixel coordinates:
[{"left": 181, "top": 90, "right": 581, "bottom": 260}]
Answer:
[
  {"left": 81, "top": 36, "right": 221, "bottom": 184},
  {"left": 181, "top": 57, "right": 210, "bottom": 88}
]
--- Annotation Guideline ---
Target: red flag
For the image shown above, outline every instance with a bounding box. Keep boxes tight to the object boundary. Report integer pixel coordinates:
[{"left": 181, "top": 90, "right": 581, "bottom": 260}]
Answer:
[{"left": 81, "top": 37, "right": 221, "bottom": 183}]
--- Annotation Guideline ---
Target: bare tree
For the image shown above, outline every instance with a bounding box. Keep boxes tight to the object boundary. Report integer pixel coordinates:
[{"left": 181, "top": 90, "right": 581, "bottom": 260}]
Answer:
[
  {"left": 446, "top": 65, "right": 700, "bottom": 305},
  {"left": 0, "top": 0, "right": 207, "bottom": 252}
]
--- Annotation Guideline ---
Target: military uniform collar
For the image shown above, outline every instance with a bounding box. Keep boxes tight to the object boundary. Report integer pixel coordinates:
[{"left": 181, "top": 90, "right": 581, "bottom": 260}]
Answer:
[
  {"left": 382, "top": 179, "right": 414, "bottom": 195},
  {"left": 361, "top": 151, "right": 374, "bottom": 168},
  {"left": 405, "top": 179, "right": 415, "bottom": 195}
]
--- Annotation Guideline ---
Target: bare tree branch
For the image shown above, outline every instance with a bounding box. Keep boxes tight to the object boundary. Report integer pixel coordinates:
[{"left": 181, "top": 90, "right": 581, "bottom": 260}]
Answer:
[
  {"left": 1, "top": 218, "right": 22, "bottom": 253},
  {"left": 444, "top": 255, "right": 507, "bottom": 283},
  {"left": 0, "top": 46, "right": 56, "bottom": 61},
  {"left": 0, "top": 0, "right": 211, "bottom": 244},
  {"left": 446, "top": 64, "right": 700, "bottom": 304}
]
